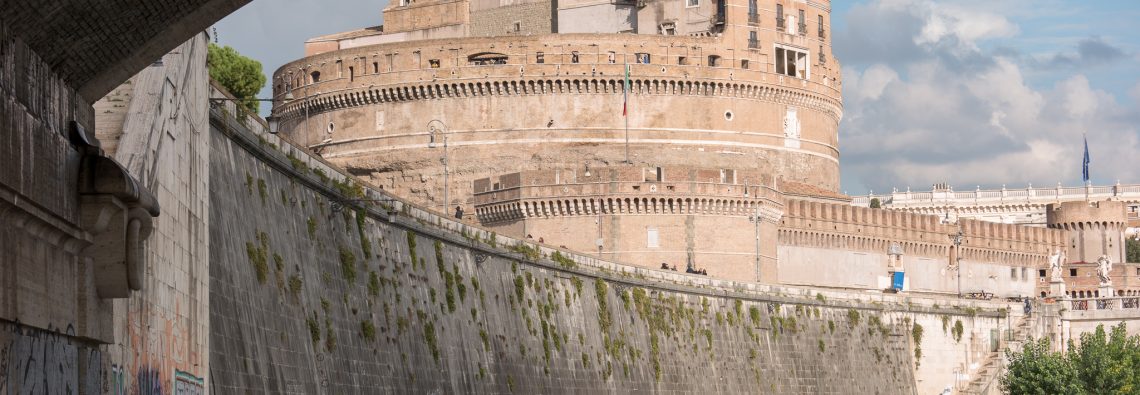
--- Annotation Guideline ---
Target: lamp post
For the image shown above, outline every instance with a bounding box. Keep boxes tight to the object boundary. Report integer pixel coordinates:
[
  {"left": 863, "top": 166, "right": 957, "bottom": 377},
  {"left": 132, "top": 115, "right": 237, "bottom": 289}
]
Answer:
[
  {"left": 748, "top": 205, "right": 763, "bottom": 283},
  {"left": 427, "top": 120, "right": 449, "bottom": 213},
  {"left": 208, "top": 96, "right": 287, "bottom": 134},
  {"left": 951, "top": 229, "right": 963, "bottom": 298}
]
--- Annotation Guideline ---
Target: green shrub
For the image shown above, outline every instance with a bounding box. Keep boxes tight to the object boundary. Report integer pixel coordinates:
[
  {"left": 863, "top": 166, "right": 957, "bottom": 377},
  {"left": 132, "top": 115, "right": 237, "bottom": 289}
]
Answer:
[
  {"left": 361, "top": 320, "right": 376, "bottom": 342},
  {"left": 338, "top": 246, "right": 357, "bottom": 283}
]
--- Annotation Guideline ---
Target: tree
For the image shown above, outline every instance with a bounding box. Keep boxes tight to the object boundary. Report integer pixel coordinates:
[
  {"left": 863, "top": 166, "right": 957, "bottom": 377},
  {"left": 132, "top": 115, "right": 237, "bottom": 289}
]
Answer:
[
  {"left": 1002, "top": 323, "right": 1140, "bottom": 395},
  {"left": 1127, "top": 238, "right": 1140, "bottom": 263},
  {"left": 207, "top": 43, "right": 266, "bottom": 114},
  {"left": 869, "top": 198, "right": 881, "bottom": 209},
  {"left": 1002, "top": 338, "right": 1083, "bottom": 395}
]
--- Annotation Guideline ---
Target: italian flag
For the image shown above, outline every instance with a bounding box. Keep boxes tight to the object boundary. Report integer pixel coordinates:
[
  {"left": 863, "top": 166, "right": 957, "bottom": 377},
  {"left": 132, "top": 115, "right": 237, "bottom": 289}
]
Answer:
[{"left": 623, "top": 63, "right": 630, "bottom": 116}]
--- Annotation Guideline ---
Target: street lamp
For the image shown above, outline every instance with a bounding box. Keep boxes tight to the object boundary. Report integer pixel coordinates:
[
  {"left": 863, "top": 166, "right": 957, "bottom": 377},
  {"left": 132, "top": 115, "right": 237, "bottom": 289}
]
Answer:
[
  {"left": 748, "top": 205, "right": 763, "bottom": 283},
  {"left": 427, "top": 120, "right": 449, "bottom": 213},
  {"left": 951, "top": 229, "right": 964, "bottom": 298}
]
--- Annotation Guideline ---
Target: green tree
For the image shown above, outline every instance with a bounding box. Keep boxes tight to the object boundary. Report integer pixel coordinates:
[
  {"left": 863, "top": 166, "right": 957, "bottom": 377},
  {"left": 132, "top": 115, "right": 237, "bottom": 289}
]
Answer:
[
  {"left": 1003, "top": 323, "right": 1140, "bottom": 395},
  {"left": 1127, "top": 238, "right": 1140, "bottom": 263},
  {"left": 207, "top": 43, "right": 266, "bottom": 114},
  {"left": 1002, "top": 338, "right": 1083, "bottom": 395},
  {"left": 869, "top": 198, "right": 881, "bottom": 209}
]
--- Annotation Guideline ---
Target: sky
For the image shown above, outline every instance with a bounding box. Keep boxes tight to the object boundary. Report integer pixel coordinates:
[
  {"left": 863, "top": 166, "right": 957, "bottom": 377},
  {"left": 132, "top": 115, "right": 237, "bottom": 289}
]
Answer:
[{"left": 213, "top": 0, "right": 1140, "bottom": 195}]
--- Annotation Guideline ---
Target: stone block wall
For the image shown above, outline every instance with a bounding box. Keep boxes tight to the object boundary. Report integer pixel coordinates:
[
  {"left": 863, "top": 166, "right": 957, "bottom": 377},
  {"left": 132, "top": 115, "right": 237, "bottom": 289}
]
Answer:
[
  {"left": 470, "top": 1, "right": 554, "bottom": 37},
  {"left": 206, "top": 89, "right": 1013, "bottom": 394}
]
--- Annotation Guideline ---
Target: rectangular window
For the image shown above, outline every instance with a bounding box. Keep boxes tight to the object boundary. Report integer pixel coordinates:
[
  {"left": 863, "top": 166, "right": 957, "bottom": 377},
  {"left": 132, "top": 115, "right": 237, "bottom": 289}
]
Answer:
[
  {"left": 607, "top": 52, "right": 616, "bottom": 64},
  {"left": 372, "top": 62, "right": 379, "bottom": 74},
  {"left": 536, "top": 52, "right": 545, "bottom": 64},
  {"left": 1039, "top": 269, "right": 1047, "bottom": 278},
  {"left": 776, "top": 4, "right": 784, "bottom": 28},
  {"left": 635, "top": 53, "right": 651, "bottom": 64},
  {"left": 741, "top": 59, "right": 749, "bottom": 69},
  {"left": 678, "top": 56, "right": 687, "bottom": 65},
  {"left": 656, "top": 167, "right": 664, "bottom": 182},
  {"left": 647, "top": 228, "right": 660, "bottom": 248},
  {"left": 748, "top": 0, "right": 758, "bottom": 24},
  {"left": 748, "top": 31, "right": 759, "bottom": 49},
  {"left": 336, "top": 60, "right": 343, "bottom": 78},
  {"left": 385, "top": 54, "right": 394, "bottom": 72},
  {"left": 348, "top": 66, "right": 354, "bottom": 82},
  {"left": 774, "top": 45, "right": 809, "bottom": 79},
  {"left": 818, "top": 14, "right": 825, "bottom": 37},
  {"left": 571, "top": 51, "right": 580, "bottom": 64},
  {"left": 429, "top": 59, "right": 440, "bottom": 68},
  {"left": 707, "top": 55, "right": 720, "bottom": 67},
  {"left": 1010, "top": 268, "right": 1017, "bottom": 280},
  {"left": 686, "top": 0, "right": 698, "bottom": 7},
  {"left": 798, "top": 9, "right": 806, "bottom": 34},
  {"left": 1070, "top": 268, "right": 1078, "bottom": 277},
  {"left": 1021, "top": 267, "right": 1027, "bottom": 281},
  {"left": 513, "top": 21, "right": 522, "bottom": 32}
]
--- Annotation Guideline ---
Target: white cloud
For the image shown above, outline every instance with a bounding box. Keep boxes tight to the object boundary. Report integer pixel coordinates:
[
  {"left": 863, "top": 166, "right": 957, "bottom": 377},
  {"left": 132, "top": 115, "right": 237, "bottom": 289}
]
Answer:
[{"left": 837, "top": 1, "right": 1139, "bottom": 194}]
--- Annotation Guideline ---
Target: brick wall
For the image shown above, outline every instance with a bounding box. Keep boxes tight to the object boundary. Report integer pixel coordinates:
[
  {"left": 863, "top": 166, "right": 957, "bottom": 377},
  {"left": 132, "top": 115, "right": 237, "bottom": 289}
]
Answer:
[{"left": 470, "top": 1, "right": 554, "bottom": 37}]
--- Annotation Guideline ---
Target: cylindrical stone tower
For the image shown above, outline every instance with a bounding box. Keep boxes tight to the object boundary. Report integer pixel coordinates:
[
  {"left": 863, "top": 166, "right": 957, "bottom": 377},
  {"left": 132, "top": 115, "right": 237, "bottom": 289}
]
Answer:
[
  {"left": 271, "top": 0, "right": 841, "bottom": 212},
  {"left": 1046, "top": 200, "right": 1128, "bottom": 264}
]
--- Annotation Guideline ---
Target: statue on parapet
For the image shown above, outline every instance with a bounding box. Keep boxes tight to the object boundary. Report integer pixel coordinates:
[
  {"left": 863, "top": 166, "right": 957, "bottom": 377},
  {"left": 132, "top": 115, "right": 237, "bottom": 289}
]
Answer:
[
  {"left": 1097, "top": 255, "right": 1113, "bottom": 286},
  {"left": 1048, "top": 248, "right": 1065, "bottom": 282}
]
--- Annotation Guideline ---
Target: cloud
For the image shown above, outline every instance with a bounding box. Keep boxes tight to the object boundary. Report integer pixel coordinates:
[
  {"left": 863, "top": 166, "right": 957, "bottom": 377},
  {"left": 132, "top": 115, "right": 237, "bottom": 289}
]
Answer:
[
  {"left": 1041, "top": 37, "right": 1128, "bottom": 68},
  {"left": 837, "top": 0, "right": 1140, "bottom": 194}
]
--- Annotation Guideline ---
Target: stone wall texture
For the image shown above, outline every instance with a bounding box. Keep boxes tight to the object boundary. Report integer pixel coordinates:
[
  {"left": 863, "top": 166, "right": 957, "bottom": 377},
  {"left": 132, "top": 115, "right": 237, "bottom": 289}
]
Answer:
[
  {"left": 206, "top": 92, "right": 1017, "bottom": 394},
  {"left": 470, "top": 1, "right": 554, "bottom": 37}
]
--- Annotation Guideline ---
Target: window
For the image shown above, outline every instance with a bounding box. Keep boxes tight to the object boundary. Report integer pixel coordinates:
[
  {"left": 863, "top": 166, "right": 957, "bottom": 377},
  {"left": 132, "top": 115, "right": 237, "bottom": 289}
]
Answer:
[
  {"left": 468, "top": 52, "right": 508, "bottom": 65},
  {"left": 747, "top": 0, "right": 758, "bottom": 24},
  {"left": 678, "top": 56, "right": 687, "bottom": 65},
  {"left": 656, "top": 167, "right": 664, "bottom": 182},
  {"left": 707, "top": 55, "right": 720, "bottom": 67},
  {"left": 1022, "top": 267, "right": 1027, "bottom": 281},
  {"left": 1010, "top": 268, "right": 1017, "bottom": 280},
  {"left": 412, "top": 51, "right": 421, "bottom": 67},
  {"left": 741, "top": 59, "right": 749, "bottom": 69},
  {"left": 635, "top": 53, "right": 650, "bottom": 64},
  {"left": 571, "top": 51, "right": 579, "bottom": 64},
  {"left": 372, "top": 62, "right": 379, "bottom": 74},
  {"left": 686, "top": 0, "right": 698, "bottom": 8},
  {"left": 536, "top": 52, "right": 544, "bottom": 64},
  {"left": 1070, "top": 268, "right": 1078, "bottom": 277},
  {"left": 429, "top": 59, "right": 440, "bottom": 68},
  {"left": 774, "top": 45, "right": 809, "bottom": 79},
  {"left": 348, "top": 66, "right": 354, "bottom": 82},
  {"left": 310, "top": 71, "right": 321, "bottom": 83},
  {"left": 399, "top": 0, "right": 409, "bottom": 5},
  {"left": 513, "top": 21, "right": 522, "bottom": 33},
  {"left": 607, "top": 52, "right": 616, "bottom": 64},
  {"left": 818, "top": 14, "right": 825, "bottom": 37},
  {"left": 336, "top": 60, "right": 343, "bottom": 77},
  {"left": 385, "top": 54, "right": 394, "bottom": 72},
  {"left": 647, "top": 228, "right": 660, "bottom": 248},
  {"left": 748, "top": 31, "right": 759, "bottom": 49},
  {"left": 798, "top": 9, "right": 806, "bottom": 34},
  {"left": 660, "top": 22, "right": 676, "bottom": 35},
  {"left": 776, "top": 4, "right": 784, "bottom": 28},
  {"left": 1039, "top": 269, "right": 1047, "bottom": 278}
]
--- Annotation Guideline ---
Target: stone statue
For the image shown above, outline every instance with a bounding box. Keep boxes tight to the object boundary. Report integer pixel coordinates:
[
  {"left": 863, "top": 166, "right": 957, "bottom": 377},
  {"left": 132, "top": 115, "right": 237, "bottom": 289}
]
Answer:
[
  {"left": 1097, "top": 254, "right": 1113, "bottom": 286},
  {"left": 1048, "top": 248, "right": 1065, "bottom": 282}
]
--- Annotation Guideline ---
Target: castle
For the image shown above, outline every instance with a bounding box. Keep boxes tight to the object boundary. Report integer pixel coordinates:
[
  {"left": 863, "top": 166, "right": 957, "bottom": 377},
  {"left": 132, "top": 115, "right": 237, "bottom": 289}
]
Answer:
[{"left": 265, "top": 0, "right": 1132, "bottom": 299}]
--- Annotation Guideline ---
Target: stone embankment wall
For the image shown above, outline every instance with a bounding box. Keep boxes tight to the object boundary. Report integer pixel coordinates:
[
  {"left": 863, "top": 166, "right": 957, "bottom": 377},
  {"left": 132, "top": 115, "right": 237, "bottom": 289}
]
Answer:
[{"left": 207, "top": 92, "right": 1015, "bottom": 394}]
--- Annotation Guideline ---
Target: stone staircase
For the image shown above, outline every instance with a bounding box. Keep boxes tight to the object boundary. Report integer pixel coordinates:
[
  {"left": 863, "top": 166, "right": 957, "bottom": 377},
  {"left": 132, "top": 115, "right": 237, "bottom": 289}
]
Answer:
[{"left": 960, "top": 314, "right": 1034, "bottom": 394}]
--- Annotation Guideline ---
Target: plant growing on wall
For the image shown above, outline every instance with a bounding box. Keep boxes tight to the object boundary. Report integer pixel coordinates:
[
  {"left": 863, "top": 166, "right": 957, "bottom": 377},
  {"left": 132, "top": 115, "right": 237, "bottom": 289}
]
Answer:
[{"left": 1128, "top": 238, "right": 1140, "bottom": 263}]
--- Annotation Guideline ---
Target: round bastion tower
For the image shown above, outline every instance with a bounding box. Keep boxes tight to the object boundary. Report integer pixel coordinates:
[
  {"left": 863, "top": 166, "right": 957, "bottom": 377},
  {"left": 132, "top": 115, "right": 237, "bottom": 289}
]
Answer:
[{"left": 271, "top": 0, "right": 842, "bottom": 213}]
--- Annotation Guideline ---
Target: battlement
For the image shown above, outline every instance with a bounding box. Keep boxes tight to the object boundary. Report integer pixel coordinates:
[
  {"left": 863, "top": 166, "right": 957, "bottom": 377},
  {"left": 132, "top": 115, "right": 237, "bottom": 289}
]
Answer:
[{"left": 472, "top": 166, "right": 784, "bottom": 223}]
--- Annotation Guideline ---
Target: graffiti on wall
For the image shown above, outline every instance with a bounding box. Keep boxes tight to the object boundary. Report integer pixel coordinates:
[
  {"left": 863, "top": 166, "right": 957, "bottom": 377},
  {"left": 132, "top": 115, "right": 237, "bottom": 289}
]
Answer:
[
  {"left": 137, "top": 366, "right": 163, "bottom": 395},
  {"left": 0, "top": 322, "right": 99, "bottom": 394},
  {"left": 174, "top": 370, "right": 205, "bottom": 395},
  {"left": 110, "top": 364, "right": 126, "bottom": 395}
]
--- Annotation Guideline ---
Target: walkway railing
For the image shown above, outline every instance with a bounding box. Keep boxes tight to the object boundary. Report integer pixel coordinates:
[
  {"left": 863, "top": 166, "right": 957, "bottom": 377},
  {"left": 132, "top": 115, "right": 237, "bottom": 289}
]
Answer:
[{"left": 853, "top": 183, "right": 1140, "bottom": 208}]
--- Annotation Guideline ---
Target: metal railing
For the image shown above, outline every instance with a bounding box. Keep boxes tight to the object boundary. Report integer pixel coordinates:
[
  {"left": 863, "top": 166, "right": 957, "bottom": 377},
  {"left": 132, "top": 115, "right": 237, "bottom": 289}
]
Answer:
[
  {"left": 748, "top": 39, "right": 759, "bottom": 49},
  {"left": 852, "top": 183, "right": 1140, "bottom": 208},
  {"left": 798, "top": 23, "right": 807, "bottom": 35},
  {"left": 748, "top": 13, "right": 758, "bottom": 25},
  {"left": 776, "top": 17, "right": 785, "bottom": 29},
  {"left": 818, "top": 29, "right": 826, "bottom": 38}
]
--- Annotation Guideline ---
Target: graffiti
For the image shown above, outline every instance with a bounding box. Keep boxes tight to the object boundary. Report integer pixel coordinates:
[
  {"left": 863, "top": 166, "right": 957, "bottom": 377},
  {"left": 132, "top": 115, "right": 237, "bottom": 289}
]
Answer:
[
  {"left": 110, "top": 364, "right": 126, "bottom": 395},
  {"left": 174, "top": 370, "right": 204, "bottom": 395},
  {"left": 0, "top": 323, "right": 92, "bottom": 394},
  {"left": 137, "top": 367, "right": 163, "bottom": 395}
]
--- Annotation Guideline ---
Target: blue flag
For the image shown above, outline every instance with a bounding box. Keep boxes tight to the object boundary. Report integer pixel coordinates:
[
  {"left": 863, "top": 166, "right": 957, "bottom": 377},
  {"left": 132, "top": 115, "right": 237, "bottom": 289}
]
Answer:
[{"left": 1082, "top": 135, "right": 1090, "bottom": 183}]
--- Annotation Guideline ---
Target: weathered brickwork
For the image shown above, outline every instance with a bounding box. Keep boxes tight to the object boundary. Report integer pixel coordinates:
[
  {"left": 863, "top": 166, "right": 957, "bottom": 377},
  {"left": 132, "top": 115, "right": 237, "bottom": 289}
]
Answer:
[{"left": 470, "top": 1, "right": 553, "bottom": 37}]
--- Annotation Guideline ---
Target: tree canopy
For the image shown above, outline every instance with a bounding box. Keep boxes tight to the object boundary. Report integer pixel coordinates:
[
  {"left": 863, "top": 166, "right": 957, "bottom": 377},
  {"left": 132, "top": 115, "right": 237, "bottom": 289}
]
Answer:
[
  {"left": 1127, "top": 238, "right": 1139, "bottom": 263},
  {"left": 1002, "top": 323, "right": 1140, "bottom": 395},
  {"left": 207, "top": 43, "right": 266, "bottom": 114}
]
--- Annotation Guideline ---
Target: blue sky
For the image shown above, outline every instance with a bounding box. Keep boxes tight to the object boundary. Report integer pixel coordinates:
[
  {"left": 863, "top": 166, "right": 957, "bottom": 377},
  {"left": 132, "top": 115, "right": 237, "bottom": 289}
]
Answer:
[{"left": 214, "top": 0, "right": 1140, "bottom": 195}]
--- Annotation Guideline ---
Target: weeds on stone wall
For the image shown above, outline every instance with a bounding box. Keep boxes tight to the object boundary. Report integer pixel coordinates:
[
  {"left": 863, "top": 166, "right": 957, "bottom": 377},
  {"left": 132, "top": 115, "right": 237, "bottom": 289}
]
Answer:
[
  {"left": 257, "top": 178, "right": 267, "bottom": 204},
  {"left": 324, "top": 318, "right": 337, "bottom": 351},
  {"left": 361, "top": 320, "right": 376, "bottom": 342},
  {"left": 749, "top": 306, "right": 761, "bottom": 324},
  {"left": 551, "top": 251, "right": 577, "bottom": 269},
  {"left": 509, "top": 242, "right": 542, "bottom": 261},
  {"left": 847, "top": 309, "right": 861, "bottom": 328},
  {"left": 818, "top": 339, "right": 826, "bottom": 352},
  {"left": 307, "top": 217, "right": 317, "bottom": 240},
  {"left": 245, "top": 172, "right": 253, "bottom": 195},
  {"left": 338, "top": 245, "right": 357, "bottom": 283},
  {"left": 571, "top": 276, "right": 583, "bottom": 296},
  {"left": 287, "top": 152, "right": 308, "bottom": 174},
  {"left": 289, "top": 275, "right": 302, "bottom": 298},
  {"left": 941, "top": 315, "right": 950, "bottom": 334},
  {"left": 245, "top": 231, "right": 270, "bottom": 283},
  {"left": 306, "top": 312, "right": 320, "bottom": 343},
  {"left": 368, "top": 271, "right": 380, "bottom": 296},
  {"left": 355, "top": 208, "right": 371, "bottom": 257},
  {"left": 952, "top": 320, "right": 964, "bottom": 343},
  {"left": 406, "top": 231, "right": 418, "bottom": 268},
  {"left": 911, "top": 322, "right": 924, "bottom": 368}
]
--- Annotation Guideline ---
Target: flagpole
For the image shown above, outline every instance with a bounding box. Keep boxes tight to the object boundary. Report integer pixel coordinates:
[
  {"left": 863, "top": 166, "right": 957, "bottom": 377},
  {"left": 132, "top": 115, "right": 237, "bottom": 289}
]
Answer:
[{"left": 1083, "top": 132, "right": 1090, "bottom": 202}]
